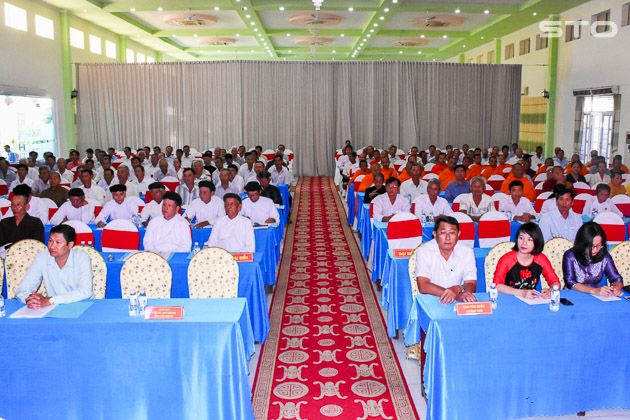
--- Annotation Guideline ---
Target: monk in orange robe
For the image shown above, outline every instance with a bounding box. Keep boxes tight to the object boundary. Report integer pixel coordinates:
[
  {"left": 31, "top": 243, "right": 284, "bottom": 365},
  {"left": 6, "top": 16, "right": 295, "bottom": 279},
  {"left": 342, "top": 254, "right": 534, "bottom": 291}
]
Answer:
[
  {"left": 349, "top": 160, "right": 370, "bottom": 184},
  {"left": 500, "top": 163, "right": 536, "bottom": 201},
  {"left": 481, "top": 156, "right": 500, "bottom": 179},
  {"left": 380, "top": 156, "right": 398, "bottom": 181},
  {"left": 438, "top": 157, "right": 457, "bottom": 191}
]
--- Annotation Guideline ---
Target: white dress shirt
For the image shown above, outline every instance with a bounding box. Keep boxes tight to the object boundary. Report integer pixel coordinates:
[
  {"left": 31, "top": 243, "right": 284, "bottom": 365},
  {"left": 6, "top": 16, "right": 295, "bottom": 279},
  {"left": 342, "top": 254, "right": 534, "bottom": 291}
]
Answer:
[
  {"left": 143, "top": 214, "right": 192, "bottom": 253},
  {"left": 400, "top": 179, "right": 428, "bottom": 202},
  {"left": 32, "top": 179, "right": 50, "bottom": 194},
  {"left": 80, "top": 185, "right": 106, "bottom": 205},
  {"left": 540, "top": 198, "right": 557, "bottom": 214},
  {"left": 499, "top": 196, "right": 536, "bottom": 217},
  {"left": 27, "top": 167, "right": 40, "bottom": 181},
  {"left": 104, "top": 181, "right": 139, "bottom": 202},
  {"left": 95, "top": 198, "right": 139, "bottom": 224},
  {"left": 230, "top": 175, "right": 245, "bottom": 193},
  {"left": 415, "top": 239, "right": 477, "bottom": 289},
  {"left": 589, "top": 173, "right": 611, "bottom": 187},
  {"left": 205, "top": 214, "right": 255, "bottom": 252},
  {"left": 337, "top": 155, "right": 350, "bottom": 171},
  {"left": 531, "top": 154, "right": 546, "bottom": 168},
  {"left": 97, "top": 179, "right": 117, "bottom": 191},
  {"left": 372, "top": 194, "right": 410, "bottom": 222},
  {"left": 9, "top": 177, "right": 34, "bottom": 192},
  {"left": 539, "top": 208, "right": 583, "bottom": 242},
  {"left": 186, "top": 197, "right": 225, "bottom": 225},
  {"left": 49, "top": 201, "right": 96, "bottom": 225},
  {"left": 181, "top": 155, "right": 194, "bottom": 168},
  {"left": 215, "top": 183, "right": 239, "bottom": 200},
  {"left": 238, "top": 164, "right": 257, "bottom": 184},
  {"left": 154, "top": 168, "right": 178, "bottom": 181},
  {"left": 583, "top": 197, "right": 623, "bottom": 218},
  {"left": 269, "top": 166, "right": 292, "bottom": 185},
  {"left": 140, "top": 200, "right": 163, "bottom": 223},
  {"left": 175, "top": 184, "right": 199, "bottom": 206},
  {"left": 240, "top": 196, "right": 280, "bottom": 224},
  {"left": 459, "top": 193, "right": 494, "bottom": 217},
  {"left": 58, "top": 170, "right": 74, "bottom": 184},
  {"left": 412, "top": 195, "right": 453, "bottom": 218}
]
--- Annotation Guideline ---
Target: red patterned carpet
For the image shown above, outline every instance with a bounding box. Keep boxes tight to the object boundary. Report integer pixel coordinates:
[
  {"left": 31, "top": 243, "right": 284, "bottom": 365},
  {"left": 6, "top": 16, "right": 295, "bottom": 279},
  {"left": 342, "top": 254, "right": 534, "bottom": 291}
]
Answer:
[{"left": 252, "top": 176, "right": 419, "bottom": 420}]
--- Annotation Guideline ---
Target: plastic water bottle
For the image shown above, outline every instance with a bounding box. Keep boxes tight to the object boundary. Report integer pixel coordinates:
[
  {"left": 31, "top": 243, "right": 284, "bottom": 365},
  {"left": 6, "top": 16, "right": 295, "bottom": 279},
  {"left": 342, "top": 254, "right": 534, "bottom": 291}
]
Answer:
[
  {"left": 192, "top": 242, "right": 201, "bottom": 255},
  {"left": 87, "top": 241, "right": 93, "bottom": 248},
  {"left": 129, "top": 290, "right": 139, "bottom": 317},
  {"left": 138, "top": 290, "right": 147, "bottom": 316},
  {"left": 591, "top": 209, "right": 598, "bottom": 219},
  {"left": 489, "top": 283, "right": 498, "bottom": 309},
  {"left": 428, "top": 213, "right": 434, "bottom": 225},
  {"left": 550, "top": 284, "right": 560, "bottom": 312},
  {"left": 506, "top": 211, "right": 513, "bottom": 222},
  {"left": 0, "top": 295, "right": 5, "bottom": 318}
]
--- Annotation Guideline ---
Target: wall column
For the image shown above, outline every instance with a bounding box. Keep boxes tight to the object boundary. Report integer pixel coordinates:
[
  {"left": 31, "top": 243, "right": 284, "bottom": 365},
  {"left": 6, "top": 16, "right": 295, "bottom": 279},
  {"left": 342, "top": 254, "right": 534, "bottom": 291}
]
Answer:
[
  {"left": 156, "top": 51, "right": 163, "bottom": 62},
  {"left": 459, "top": 53, "right": 465, "bottom": 63},
  {"left": 119, "top": 36, "right": 127, "bottom": 63},
  {"left": 545, "top": 15, "right": 559, "bottom": 157},
  {"left": 59, "top": 11, "right": 76, "bottom": 152},
  {"left": 494, "top": 38, "right": 501, "bottom": 64}
]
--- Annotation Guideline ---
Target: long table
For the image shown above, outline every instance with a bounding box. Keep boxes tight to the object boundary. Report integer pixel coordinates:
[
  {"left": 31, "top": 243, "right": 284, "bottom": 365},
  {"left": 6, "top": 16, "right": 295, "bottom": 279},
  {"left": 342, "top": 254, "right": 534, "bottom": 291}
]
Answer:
[
  {"left": 0, "top": 298, "right": 256, "bottom": 420},
  {"left": 403, "top": 291, "right": 630, "bottom": 420}
]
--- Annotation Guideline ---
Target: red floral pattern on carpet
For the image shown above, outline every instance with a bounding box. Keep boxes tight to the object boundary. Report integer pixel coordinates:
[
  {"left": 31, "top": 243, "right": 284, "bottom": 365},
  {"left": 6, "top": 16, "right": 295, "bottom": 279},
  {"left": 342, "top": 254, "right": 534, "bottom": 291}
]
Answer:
[{"left": 252, "top": 177, "right": 419, "bottom": 420}]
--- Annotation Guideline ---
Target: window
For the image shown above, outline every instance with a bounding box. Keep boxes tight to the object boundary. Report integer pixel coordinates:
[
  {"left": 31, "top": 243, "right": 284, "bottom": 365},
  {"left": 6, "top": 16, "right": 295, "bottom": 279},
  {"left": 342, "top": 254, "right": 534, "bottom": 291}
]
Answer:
[
  {"left": 623, "top": 3, "right": 630, "bottom": 27},
  {"left": 536, "top": 34, "right": 548, "bottom": 50},
  {"left": 504, "top": 43, "right": 514, "bottom": 59},
  {"left": 591, "top": 10, "right": 611, "bottom": 34},
  {"left": 565, "top": 21, "right": 581, "bottom": 42},
  {"left": 105, "top": 40, "right": 116, "bottom": 59},
  {"left": 487, "top": 50, "right": 494, "bottom": 64},
  {"left": 70, "top": 27, "right": 84, "bottom": 49},
  {"left": 1, "top": 95, "right": 57, "bottom": 157},
  {"left": 467, "top": 58, "right": 473, "bottom": 64},
  {"left": 35, "top": 14, "right": 54, "bottom": 39},
  {"left": 126, "top": 48, "right": 135, "bottom": 63},
  {"left": 476, "top": 54, "right": 483, "bottom": 63},
  {"left": 4, "top": 3, "right": 27, "bottom": 31},
  {"left": 579, "top": 95, "right": 615, "bottom": 161},
  {"left": 519, "top": 38, "right": 530, "bottom": 55},
  {"left": 137, "top": 52, "right": 145, "bottom": 63},
  {"left": 147, "top": 56, "right": 155, "bottom": 63},
  {"left": 89, "top": 35, "right": 101, "bottom": 54}
]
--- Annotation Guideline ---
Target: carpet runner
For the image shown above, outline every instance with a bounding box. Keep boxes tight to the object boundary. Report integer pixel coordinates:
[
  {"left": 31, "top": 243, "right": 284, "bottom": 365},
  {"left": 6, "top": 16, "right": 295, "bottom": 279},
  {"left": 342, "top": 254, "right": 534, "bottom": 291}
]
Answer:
[{"left": 252, "top": 176, "right": 419, "bottom": 420}]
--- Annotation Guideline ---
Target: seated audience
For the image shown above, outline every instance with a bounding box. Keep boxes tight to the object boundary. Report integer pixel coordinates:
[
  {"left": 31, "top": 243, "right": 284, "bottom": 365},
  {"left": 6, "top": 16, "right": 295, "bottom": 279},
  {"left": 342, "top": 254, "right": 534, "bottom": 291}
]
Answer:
[
  {"left": 499, "top": 180, "right": 536, "bottom": 222},
  {"left": 563, "top": 222, "right": 623, "bottom": 296},
  {"left": 9, "top": 164, "right": 34, "bottom": 191},
  {"left": 445, "top": 164, "right": 470, "bottom": 203},
  {"left": 539, "top": 186, "right": 582, "bottom": 242},
  {"left": 438, "top": 157, "right": 457, "bottom": 191},
  {"left": 154, "top": 158, "right": 177, "bottom": 181},
  {"left": 0, "top": 157, "right": 17, "bottom": 184},
  {"left": 494, "top": 223, "right": 559, "bottom": 299},
  {"left": 400, "top": 163, "right": 427, "bottom": 202},
  {"left": 50, "top": 188, "right": 96, "bottom": 225},
  {"left": 239, "top": 153, "right": 258, "bottom": 184},
  {"left": 500, "top": 163, "right": 536, "bottom": 201},
  {"left": 78, "top": 169, "right": 105, "bottom": 205},
  {"left": 241, "top": 182, "right": 280, "bottom": 224},
  {"left": 416, "top": 216, "right": 477, "bottom": 305},
  {"left": 358, "top": 163, "right": 383, "bottom": 192},
  {"left": 349, "top": 160, "right": 370, "bottom": 183},
  {"left": 379, "top": 156, "right": 397, "bottom": 180},
  {"left": 364, "top": 173, "right": 386, "bottom": 204},
  {"left": 590, "top": 160, "right": 611, "bottom": 187},
  {"left": 412, "top": 178, "right": 453, "bottom": 219},
  {"left": 105, "top": 165, "right": 139, "bottom": 201},
  {"left": 32, "top": 167, "right": 51, "bottom": 195},
  {"left": 481, "top": 156, "right": 499, "bottom": 179},
  {"left": 96, "top": 184, "right": 139, "bottom": 227},
  {"left": 566, "top": 161, "right": 587, "bottom": 185},
  {"left": 134, "top": 166, "right": 149, "bottom": 195},
  {"left": 459, "top": 177, "right": 493, "bottom": 221},
  {"left": 0, "top": 185, "right": 45, "bottom": 247},
  {"left": 583, "top": 183, "right": 623, "bottom": 218},
  {"left": 15, "top": 224, "right": 93, "bottom": 306},
  {"left": 141, "top": 182, "right": 165, "bottom": 226},
  {"left": 258, "top": 171, "right": 283, "bottom": 206},
  {"left": 372, "top": 177, "right": 410, "bottom": 222},
  {"left": 175, "top": 168, "right": 200, "bottom": 206},
  {"left": 143, "top": 192, "right": 192, "bottom": 253},
  {"left": 185, "top": 180, "right": 225, "bottom": 228},
  {"left": 98, "top": 168, "right": 117, "bottom": 191},
  {"left": 40, "top": 172, "right": 69, "bottom": 207},
  {"left": 269, "top": 155, "right": 292, "bottom": 185},
  {"left": 215, "top": 168, "right": 237, "bottom": 199},
  {"left": 228, "top": 164, "right": 245, "bottom": 193},
  {"left": 611, "top": 154, "right": 629, "bottom": 174},
  {"left": 608, "top": 169, "right": 626, "bottom": 198},
  {"left": 205, "top": 193, "right": 255, "bottom": 252}
]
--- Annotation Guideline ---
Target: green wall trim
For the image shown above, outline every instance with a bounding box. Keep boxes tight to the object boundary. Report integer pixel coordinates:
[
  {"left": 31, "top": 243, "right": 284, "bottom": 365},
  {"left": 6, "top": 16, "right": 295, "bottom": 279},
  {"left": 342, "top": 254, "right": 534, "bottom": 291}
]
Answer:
[
  {"left": 545, "top": 15, "right": 559, "bottom": 157},
  {"left": 494, "top": 38, "right": 501, "bottom": 64},
  {"left": 156, "top": 51, "right": 163, "bottom": 62},
  {"left": 459, "top": 53, "right": 465, "bottom": 63},
  {"left": 59, "top": 11, "right": 76, "bottom": 153},
  {"left": 119, "top": 36, "right": 127, "bottom": 63}
]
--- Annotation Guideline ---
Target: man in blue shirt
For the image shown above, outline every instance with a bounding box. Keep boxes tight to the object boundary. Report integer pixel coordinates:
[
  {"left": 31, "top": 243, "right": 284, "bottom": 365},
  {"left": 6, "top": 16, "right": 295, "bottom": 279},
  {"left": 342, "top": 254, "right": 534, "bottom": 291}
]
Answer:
[
  {"left": 15, "top": 224, "right": 93, "bottom": 307},
  {"left": 4, "top": 145, "right": 19, "bottom": 162},
  {"left": 445, "top": 165, "right": 470, "bottom": 203}
]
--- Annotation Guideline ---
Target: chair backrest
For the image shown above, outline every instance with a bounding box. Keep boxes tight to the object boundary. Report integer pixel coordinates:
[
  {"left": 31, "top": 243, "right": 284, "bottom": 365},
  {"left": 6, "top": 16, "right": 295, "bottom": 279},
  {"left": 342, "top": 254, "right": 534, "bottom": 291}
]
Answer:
[
  {"left": 422, "top": 173, "right": 438, "bottom": 181},
  {"left": 120, "top": 251, "right": 172, "bottom": 298},
  {"left": 353, "top": 175, "right": 365, "bottom": 193},
  {"left": 611, "top": 194, "right": 630, "bottom": 217},
  {"left": 335, "top": 149, "right": 342, "bottom": 160},
  {"left": 573, "top": 182, "right": 594, "bottom": 196},
  {"left": 502, "top": 167, "right": 513, "bottom": 175},
  {"left": 86, "top": 198, "right": 102, "bottom": 217},
  {"left": 478, "top": 211, "right": 511, "bottom": 248},
  {"left": 393, "top": 159, "right": 406, "bottom": 173},
  {"left": 126, "top": 195, "right": 145, "bottom": 212},
  {"left": 188, "top": 247, "right": 239, "bottom": 298},
  {"left": 484, "top": 183, "right": 495, "bottom": 196},
  {"left": 534, "top": 182, "right": 545, "bottom": 195},
  {"left": 593, "top": 212, "right": 626, "bottom": 245},
  {"left": 491, "top": 192, "right": 508, "bottom": 210},
  {"left": 62, "top": 220, "right": 95, "bottom": 245},
  {"left": 450, "top": 212, "right": 476, "bottom": 248},
  {"left": 386, "top": 212, "right": 423, "bottom": 250},
  {"left": 610, "top": 242, "right": 630, "bottom": 287},
  {"left": 160, "top": 176, "right": 180, "bottom": 192},
  {"left": 572, "top": 193, "right": 592, "bottom": 214},
  {"left": 39, "top": 197, "right": 58, "bottom": 220},
  {"left": 101, "top": 219, "right": 140, "bottom": 252},
  {"left": 452, "top": 194, "right": 464, "bottom": 212},
  {"left": 487, "top": 175, "right": 505, "bottom": 191},
  {"left": 423, "top": 163, "right": 435, "bottom": 172},
  {"left": 5, "top": 239, "right": 48, "bottom": 299},
  {"left": 0, "top": 197, "right": 11, "bottom": 215},
  {"left": 145, "top": 190, "right": 154, "bottom": 203},
  {"left": 534, "top": 191, "right": 552, "bottom": 213},
  {"left": 0, "top": 179, "right": 8, "bottom": 196},
  {"left": 284, "top": 149, "right": 294, "bottom": 162},
  {"left": 73, "top": 245, "right": 107, "bottom": 299},
  {"left": 541, "top": 237, "right": 573, "bottom": 289},
  {"left": 262, "top": 149, "right": 277, "bottom": 161},
  {"left": 534, "top": 172, "right": 547, "bottom": 184},
  {"left": 484, "top": 241, "right": 515, "bottom": 292}
]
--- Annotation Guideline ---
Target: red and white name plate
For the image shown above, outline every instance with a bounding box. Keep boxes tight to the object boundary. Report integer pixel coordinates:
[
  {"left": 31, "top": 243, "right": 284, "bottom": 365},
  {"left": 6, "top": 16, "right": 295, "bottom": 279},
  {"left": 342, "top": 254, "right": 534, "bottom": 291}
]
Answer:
[
  {"left": 393, "top": 249, "right": 414, "bottom": 258},
  {"left": 232, "top": 253, "right": 254, "bottom": 262},
  {"left": 455, "top": 302, "right": 493, "bottom": 316},
  {"left": 144, "top": 306, "right": 184, "bottom": 320}
]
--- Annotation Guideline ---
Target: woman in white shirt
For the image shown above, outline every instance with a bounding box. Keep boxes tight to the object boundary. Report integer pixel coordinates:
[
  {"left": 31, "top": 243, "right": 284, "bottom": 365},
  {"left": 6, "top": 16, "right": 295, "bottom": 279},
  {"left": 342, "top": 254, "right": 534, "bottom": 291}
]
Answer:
[
  {"left": 589, "top": 161, "right": 611, "bottom": 187},
  {"left": 583, "top": 183, "right": 623, "bottom": 218}
]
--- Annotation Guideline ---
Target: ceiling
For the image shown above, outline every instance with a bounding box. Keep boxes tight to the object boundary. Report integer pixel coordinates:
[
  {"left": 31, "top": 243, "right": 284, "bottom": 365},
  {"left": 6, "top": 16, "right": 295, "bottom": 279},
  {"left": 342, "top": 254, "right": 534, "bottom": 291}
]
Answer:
[{"left": 41, "top": 0, "right": 591, "bottom": 61}]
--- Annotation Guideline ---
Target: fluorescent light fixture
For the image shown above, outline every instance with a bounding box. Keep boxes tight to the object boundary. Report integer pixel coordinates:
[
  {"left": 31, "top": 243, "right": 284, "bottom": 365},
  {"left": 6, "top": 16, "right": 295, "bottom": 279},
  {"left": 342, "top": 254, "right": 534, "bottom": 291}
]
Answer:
[
  {"left": 484, "top": 10, "right": 490, "bottom": 14},
  {"left": 279, "top": 6, "right": 285, "bottom": 11},
  {"left": 157, "top": 7, "right": 163, "bottom": 11},
  {"left": 130, "top": 8, "right": 135, "bottom": 11},
  {"left": 455, "top": 9, "right": 460, "bottom": 14},
  {"left": 348, "top": 7, "right": 353, "bottom": 12}
]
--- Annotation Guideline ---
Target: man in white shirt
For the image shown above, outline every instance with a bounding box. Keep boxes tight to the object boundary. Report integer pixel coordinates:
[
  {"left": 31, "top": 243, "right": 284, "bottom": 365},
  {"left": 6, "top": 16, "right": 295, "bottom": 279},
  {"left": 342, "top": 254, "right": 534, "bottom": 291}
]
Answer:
[
  {"left": 143, "top": 191, "right": 192, "bottom": 253},
  {"left": 205, "top": 193, "right": 255, "bottom": 252},
  {"left": 26, "top": 158, "right": 40, "bottom": 181},
  {"left": 141, "top": 182, "right": 166, "bottom": 226},
  {"left": 416, "top": 216, "right": 477, "bottom": 305},
  {"left": 192, "top": 159, "right": 211, "bottom": 185},
  {"left": 400, "top": 163, "right": 427, "bottom": 202},
  {"left": 175, "top": 168, "right": 199, "bottom": 207},
  {"left": 531, "top": 146, "right": 546, "bottom": 168},
  {"left": 104, "top": 165, "right": 139, "bottom": 202},
  {"left": 372, "top": 178, "right": 410, "bottom": 222},
  {"left": 269, "top": 155, "right": 292, "bottom": 185},
  {"left": 96, "top": 184, "right": 139, "bottom": 227},
  {"left": 239, "top": 153, "right": 258, "bottom": 185},
  {"left": 498, "top": 180, "right": 536, "bottom": 222},
  {"left": 215, "top": 168, "right": 238, "bottom": 199},
  {"left": 134, "top": 166, "right": 149, "bottom": 196},
  {"left": 552, "top": 149, "right": 569, "bottom": 168},
  {"left": 50, "top": 188, "right": 96, "bottom": 225},
  {"left": 154, "top": 158, "right": 177, "bottom": 181},
  {"left": 185, "top": 180, "right": 225, "bottom": 228},
  {"left": 56, "top": 158, "right": 74, "bottom": 184},
  {"left": 583, "top": 183, "right": 623, "bottom": 218},
  {"left": 9, "top": 164, "right": 34, "bottom": 192},
  {"left": 78, "top": 169, "right": 106, "bottom": 205},
  {"left": 458, "top": 177, "right": 494, "bottom": 221},
  {"left": 240, "top": 181, "right": 280, "bottom": 224},
  {"left": 412, "top": 178, "right": 453, "bottom": 219},
  {"left": 539, "top": 187, "right": 583, "bottom": 242},
  {"left": 228, "top": 164, "right": 245, "bottom": 193},
  {"left": 32, "top": 166, "right": 51, "bottom": 195},
  {"left": 181, "top": 145, "right": 194, "bottom": 168},
  {"left": 145, "top": 154, "right": 160, "bottom": 178}
]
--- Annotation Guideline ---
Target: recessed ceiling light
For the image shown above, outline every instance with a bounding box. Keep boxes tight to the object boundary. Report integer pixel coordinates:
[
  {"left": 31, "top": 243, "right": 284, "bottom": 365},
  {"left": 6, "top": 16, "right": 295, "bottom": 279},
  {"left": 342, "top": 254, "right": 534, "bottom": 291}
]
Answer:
[
  {"left": 130, "top": 7, "right": 136, "bottom": 11},
  {"left": 384, "top": 8, "right": 389, "bottom": 12},
  {"left": 194, "top": 34, "right": 198, "bottom": 37},
  {"left": 250, "top": 50, "right": 254, "bottom": 53},
  {"left": 157, "top": 7, "right": 163, "bottom": 11},
  {"left": 463, "top": 44, "right": 466, "bottom": 47},
  {"left": 484, "top": 10, "right": 490, "bottom": 14},
  {"left": 214, "top": 7, "right": 220, "bottom": 11},
  {"left": 533, "top": 12, "right": 537, "bottom": 16},
  {"left": 340, "top": 33, "right": 345, "bottom": 37},
  {"left": 367, "top": 34, "right": 371, "bottom": 37},
  {"left": 332, "top": 50, "right": 336, "bottom": 53},
  {"left": 480, "top": 36, "right": 484, "bottom": 39},
  {"left": 286, "top": 33, "right": 290, "bottom": 36},
  {"left": 288, "top": 50, "right": 292, "bottom": 53},
  {"left": 173, "top": 34, "right": 176, "bottom": 37},
  {"left": 455, "top": 9, "right": 461, "bottom": 14},
  {"left": 348, "top": 7, "right": 353, "bottom": 12},
  {"left": 420, "top": 34, "right": 425, "bottom": 38},
  {"left": 217, "top": 50, "right": 221, "bottom": 53},
  {"left": 246, "top": 14, "right": 251, "bottom": 18},
  {"left": 399, "top": 51, "right": 403, "bottom": 54},
  {"left": 392, "top": 0, "right": 398, "bottom": 3},
  {"left": 251, "top": 21, "right": 256, "bottom": 25},
  {"left": 360, "top": 43, "right": 364, "bottom": 46},
  {"left": 373, "top": 23, "right": 378, "bottom": 27},
  {"left": 254, "top": 28, "right": 259, "bottom": 32},
  {"left": 443, "top": 35, "right": 447, "bottom": 39},
  {"left": 279, "top": 6, "right": 284, "bottom": 11},
  {"left": 236, "top": 34, "right": 240, "bottom": 37},
  {"left": 83, "top": 9, "right": 87, "bottom": 13},
  {"left": 242, "top": 6, "right": 247, "bottom": 10},
  {"left": 379, "top": 16, "right": 384, "bottom": 20},
  {"left": 283, "top": 58, "right": 286, "bottom": 60},
  {"left": 418, "top": 51, "right": 422, "bottom": 54},
  {"left": 432, "top": 59, "right": 436, "bottom": 61},
  {"left": 369, "top": 29, "right": 374, "bottom": 33},
  {"left": 363, "top": 38, "right": 366, "bottom": 42}
]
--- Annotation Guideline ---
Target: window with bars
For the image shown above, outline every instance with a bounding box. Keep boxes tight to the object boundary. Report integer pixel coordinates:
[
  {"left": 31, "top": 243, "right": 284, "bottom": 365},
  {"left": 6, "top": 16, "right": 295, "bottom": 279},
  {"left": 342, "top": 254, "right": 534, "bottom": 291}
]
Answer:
[
  {"left": 536, "top": 34, "right": 548, "bottom": 51},
  {"left": 519, "top": 38, "right": 530, "bottom": 55},
  {"left": 505, "top": 43, "right": 514, "bottom": 59},
  {"left": 487, "top": 50, "right": 495, "bottom": 64}
]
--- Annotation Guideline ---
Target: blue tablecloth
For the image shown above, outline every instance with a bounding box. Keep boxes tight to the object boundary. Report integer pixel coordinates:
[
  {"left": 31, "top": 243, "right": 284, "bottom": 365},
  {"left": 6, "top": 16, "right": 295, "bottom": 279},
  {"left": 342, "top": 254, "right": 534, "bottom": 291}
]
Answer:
[
  {"left": 403, "top": 291, "right": 630, "bottom": 420},
  {"left": 347, "top": 183, "right": 355, "bottom": 226},
  {"left": 355, "top": 192, "right": 365, "bottom": 228},
  {"left": 359, "top": 203, "right": 372, "bottom": 257},
  {"left": 103, "top": 252, "right": 270, "bottom": 343},
  {"left": 0, "top": 298, "right": 256, "bottom": 420}
]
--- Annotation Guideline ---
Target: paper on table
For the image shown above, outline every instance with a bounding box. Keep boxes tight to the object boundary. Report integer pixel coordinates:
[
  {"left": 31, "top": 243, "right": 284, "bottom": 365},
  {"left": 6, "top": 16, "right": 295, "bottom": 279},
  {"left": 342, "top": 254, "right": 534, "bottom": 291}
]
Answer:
[
  {"left": 10, "top": 305, "right": 58, "bottom": 318},
  {"left": 515, "top": 296, "right": 551, "bottom": 305},
  {"left": 591, "top": 294, "right": 622, "bottom": 302}
]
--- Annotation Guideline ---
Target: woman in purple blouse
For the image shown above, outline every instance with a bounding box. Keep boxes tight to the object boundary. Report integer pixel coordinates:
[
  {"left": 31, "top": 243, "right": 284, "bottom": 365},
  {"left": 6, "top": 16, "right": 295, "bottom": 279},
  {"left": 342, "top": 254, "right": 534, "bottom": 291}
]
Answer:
[{"left": 562, "top": 222, "right": 623, "bottom": 296}]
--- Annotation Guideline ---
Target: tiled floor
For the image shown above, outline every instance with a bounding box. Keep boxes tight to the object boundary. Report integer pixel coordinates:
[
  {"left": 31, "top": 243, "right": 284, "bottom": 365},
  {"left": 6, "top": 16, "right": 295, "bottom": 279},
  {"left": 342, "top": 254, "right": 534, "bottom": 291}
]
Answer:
[{"left": 247, "top": 188, "right": 630, "bottom": 420}]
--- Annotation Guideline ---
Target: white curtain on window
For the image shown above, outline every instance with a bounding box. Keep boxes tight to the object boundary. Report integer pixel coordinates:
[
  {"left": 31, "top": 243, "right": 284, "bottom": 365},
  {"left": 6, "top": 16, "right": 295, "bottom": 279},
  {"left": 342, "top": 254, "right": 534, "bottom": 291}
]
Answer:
[{"left": 76, "top": 61, "right": 521, "bottom": 176}]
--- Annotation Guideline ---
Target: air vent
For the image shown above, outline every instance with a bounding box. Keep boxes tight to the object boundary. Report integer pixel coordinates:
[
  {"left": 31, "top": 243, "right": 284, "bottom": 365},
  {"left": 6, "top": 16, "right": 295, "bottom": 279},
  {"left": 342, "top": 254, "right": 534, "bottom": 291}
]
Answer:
[
  {"left": 573, "top": 86, "right": 619, "bottom": 96},
  {"left": 200, "top": 37, "right": 236, "bottom": 46},
  {"left": 393, "top": 38, "right": 428, "bottom": 47},
  {"left": 295, "top": 37, "right": 333, "bottom": 46},
  {"left": 164, "top": 13, "right": 217, "bottom": 28},
  {"left": 411, "top": 15, "right": 465, "bottom": 29}
]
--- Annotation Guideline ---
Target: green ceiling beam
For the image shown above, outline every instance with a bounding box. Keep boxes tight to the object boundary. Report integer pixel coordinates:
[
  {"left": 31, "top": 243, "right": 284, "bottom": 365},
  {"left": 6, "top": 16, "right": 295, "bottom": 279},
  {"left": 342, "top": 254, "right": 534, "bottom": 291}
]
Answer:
[
  {"left": 347, "top": 0, "right": 401, "bottom": 59},
  {"left": 229, "top": 0, "right": 277, "bottom": 58},
  {"left": 363, "top": 47, "right": 438, "bottom": 54},
  {"left": 266, "top": 29, "right": 362, "bottom": 37},
  {"left": 396, "top": 2, "right": 520, "bottom": 14}
]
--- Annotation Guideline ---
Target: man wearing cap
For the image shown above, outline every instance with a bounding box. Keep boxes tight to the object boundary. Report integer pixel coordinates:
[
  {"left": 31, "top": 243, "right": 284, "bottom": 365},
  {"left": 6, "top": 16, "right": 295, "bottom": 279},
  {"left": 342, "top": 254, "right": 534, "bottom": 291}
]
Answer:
[
  {"left": 0, "top": 184, "right": 45, "bottom": 248},
  {"left": 96, "top": 184, "right": 139, "bottom": 227},
  {"left": 185, "top": 180, "right": 225, "bottom": 228},
  {"left": 205, "top": 193, "right": 255, "bottom": 252},
  {"left": 258, "top": 171, "right": 283, "bottom": 206},
  {"left": 143, "top": 191, "right": 192, "bottom": 253},
  {"left": 50, "top": 188, "right": 96, "bottom": 225},
  {"left": 141, "top": 182, "right": 166, "bottom": 226},
  {"left": 241, "top": 182, "right": 280, "bottom": 224}
]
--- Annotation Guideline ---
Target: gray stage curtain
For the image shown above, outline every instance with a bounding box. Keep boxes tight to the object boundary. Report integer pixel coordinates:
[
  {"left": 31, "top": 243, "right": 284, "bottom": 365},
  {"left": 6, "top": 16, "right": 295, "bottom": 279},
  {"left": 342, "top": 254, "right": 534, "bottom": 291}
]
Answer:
[{"left": 76, "top": 61, "right": 521, "bottom": 176}]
